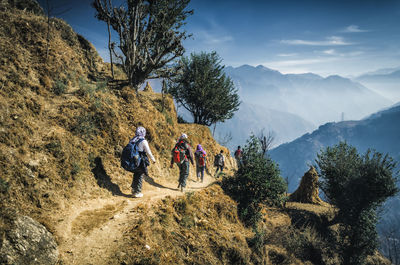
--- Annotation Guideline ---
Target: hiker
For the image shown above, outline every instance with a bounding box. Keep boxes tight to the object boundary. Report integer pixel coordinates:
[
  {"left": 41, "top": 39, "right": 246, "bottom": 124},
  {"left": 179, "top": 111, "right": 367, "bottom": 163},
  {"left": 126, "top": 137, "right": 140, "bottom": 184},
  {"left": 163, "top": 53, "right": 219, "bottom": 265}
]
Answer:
[
  {"left": 170, "top": 133, "right": 194, "bottom": 192},
  {"left": 128, "top": 126, "right": 156, "bottom": 198},
  {"left": 194, "top": 144, "right": 207, "bottom": 183},
  {"left": 234, "top": 145, "right": 243, "bottom": 168},
  {"left": 214, "top": 150, "right": 225, "bottom": 177}
]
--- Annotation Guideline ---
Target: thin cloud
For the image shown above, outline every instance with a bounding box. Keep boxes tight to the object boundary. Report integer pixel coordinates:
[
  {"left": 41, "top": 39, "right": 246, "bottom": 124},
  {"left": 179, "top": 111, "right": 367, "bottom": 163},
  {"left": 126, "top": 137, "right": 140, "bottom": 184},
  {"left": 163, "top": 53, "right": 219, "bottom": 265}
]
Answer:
[
  {"left": 317, "top": 49, "right": 364, "bottom": 57},
  {"left": 281, "top": 36, "right": 352, "bottom": 46},
  {"left": 263, "top": 57, "right": 339, "bottom": 67},
  {"left": 196, "top": 31, "right": 233, "bottom": 45},
  {"left": 277, "top": 53, "right": 298, "bottom": 57},
  {"left": 342, "top": 25, "right": 369, "bottom": 33},
  {"left": 322, "top": 49, "right": 336, "bottom": 55}
]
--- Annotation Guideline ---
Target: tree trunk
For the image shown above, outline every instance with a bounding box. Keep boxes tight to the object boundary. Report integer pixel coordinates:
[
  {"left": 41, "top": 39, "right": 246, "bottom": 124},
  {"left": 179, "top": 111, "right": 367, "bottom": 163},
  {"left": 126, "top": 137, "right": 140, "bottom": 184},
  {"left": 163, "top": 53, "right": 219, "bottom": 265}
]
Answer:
[
  {"left": 107, "top": 19, "right": 114, "bottom": 79},
  {"left": 212, "top": 123, "right": 217, "bottom": 136},
  {"left": 45, "top": 0, "right": 50, "bottom": 62}
]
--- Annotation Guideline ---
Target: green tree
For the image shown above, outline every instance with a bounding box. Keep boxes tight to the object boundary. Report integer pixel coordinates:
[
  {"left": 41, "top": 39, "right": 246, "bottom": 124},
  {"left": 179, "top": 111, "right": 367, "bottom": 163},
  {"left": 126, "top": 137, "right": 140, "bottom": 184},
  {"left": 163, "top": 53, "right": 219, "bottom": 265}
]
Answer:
[
  {"left": 168, "top": 51, "right": 240, "bottom": 126},
  {"left": 92, "top": 0, "right": 193, "bottom": 91},
  {"left": 316, "top": 142, "right": 399, "bottom": 265},
  {"left": 222, "top": 135, "right": 287, "bottom": 227}
]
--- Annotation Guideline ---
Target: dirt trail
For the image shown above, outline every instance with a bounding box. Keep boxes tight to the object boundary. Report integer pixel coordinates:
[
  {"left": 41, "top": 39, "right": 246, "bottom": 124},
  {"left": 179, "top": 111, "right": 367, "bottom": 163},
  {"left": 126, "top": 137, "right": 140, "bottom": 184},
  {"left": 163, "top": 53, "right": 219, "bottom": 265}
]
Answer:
[{"left": 55, "top": 173, "right": 218, "bottom": 265}]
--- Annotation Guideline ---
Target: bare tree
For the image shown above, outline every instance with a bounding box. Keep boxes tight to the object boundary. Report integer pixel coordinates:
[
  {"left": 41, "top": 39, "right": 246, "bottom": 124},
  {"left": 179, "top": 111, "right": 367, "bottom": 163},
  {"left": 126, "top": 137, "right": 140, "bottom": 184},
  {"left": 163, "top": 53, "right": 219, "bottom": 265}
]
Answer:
[
  {"left": 92, "top": 0, "right": 193, "bottom": 91},
  {"left": 257, "top": 129, "right": 275, "bottom": 155},
  {"left": 380, "top": 219, "right": 400, "bottom": 264},
  {"left": 217, "top": 131, "right": 232, "bottom": 147}
]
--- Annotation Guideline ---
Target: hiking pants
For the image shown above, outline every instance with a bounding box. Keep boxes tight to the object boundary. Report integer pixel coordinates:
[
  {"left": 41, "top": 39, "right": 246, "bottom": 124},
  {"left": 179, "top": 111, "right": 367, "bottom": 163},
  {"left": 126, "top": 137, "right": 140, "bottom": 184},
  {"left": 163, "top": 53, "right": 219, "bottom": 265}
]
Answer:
[
  {"left": 131, "top": 167, "right": 146, "bottom": 193},
  {"left": 179, "top": 161, "right": 190, "bottom": 187},
  {"left": 196, "top": 166, "right": 205, "bottom": 182},
  {"left": 235, "top": 158, "right": 243, "bottom": 168},
  {"left": 215, "top": 165, "right": 224, "bottom": 175}
]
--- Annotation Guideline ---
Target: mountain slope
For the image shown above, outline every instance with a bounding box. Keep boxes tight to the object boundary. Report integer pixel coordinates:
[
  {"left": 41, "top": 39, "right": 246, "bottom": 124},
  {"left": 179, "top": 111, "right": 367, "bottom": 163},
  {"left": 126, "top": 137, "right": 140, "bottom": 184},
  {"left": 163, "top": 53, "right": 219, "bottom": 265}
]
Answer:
[
  {"left": 0, "top": 3, "right": 234, "bottom": 256},
  {"left": 269, "top": 104, "right": 400, "bottom": 191}
]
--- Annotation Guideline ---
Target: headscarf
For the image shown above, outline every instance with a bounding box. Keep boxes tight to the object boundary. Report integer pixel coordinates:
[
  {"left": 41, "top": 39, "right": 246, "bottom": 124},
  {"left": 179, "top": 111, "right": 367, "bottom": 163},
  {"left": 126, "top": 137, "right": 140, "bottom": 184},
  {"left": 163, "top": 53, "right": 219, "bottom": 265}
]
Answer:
[
  {"left": 196, "top": 144, "right": 206, "bottom": 155},
  {"left": 177, "top": 133, "right": 188, "bottom": 143},
  {"left": 130, "top": 126, "right": 146, "bottom": 143}
]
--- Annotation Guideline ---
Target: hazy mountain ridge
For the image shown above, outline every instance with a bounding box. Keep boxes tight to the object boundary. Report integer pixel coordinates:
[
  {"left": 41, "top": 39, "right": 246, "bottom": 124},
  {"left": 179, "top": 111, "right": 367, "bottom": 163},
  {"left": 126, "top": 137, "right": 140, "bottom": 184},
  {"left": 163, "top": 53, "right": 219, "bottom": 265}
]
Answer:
[
  {"left": 225, "top": 65, "right": 392, "bottom": 125},
  {"left": 355, "top": 66, "right": 400, "bottom": 101},
  {"left": 270, "top": 104, "right": 400, "bottom": 191}
]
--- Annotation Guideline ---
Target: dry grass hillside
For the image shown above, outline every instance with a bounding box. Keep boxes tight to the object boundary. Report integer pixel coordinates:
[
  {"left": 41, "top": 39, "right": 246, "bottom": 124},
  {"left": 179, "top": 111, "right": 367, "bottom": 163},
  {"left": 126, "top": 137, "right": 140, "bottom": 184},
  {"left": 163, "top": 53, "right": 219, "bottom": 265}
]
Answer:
[
  {"left": 0, "top": 4, "right": 232, "bottom": 233},
  {"left": 0, "top": 3, "right": 391, "bottom": 265}
]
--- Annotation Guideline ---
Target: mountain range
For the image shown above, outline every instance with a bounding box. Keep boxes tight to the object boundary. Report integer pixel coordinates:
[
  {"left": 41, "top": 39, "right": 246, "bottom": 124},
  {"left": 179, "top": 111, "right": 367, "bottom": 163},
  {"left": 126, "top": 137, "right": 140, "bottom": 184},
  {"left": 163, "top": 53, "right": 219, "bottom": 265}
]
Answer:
[
  {"left": 269, "top": 103, "right": 400, "bottom": 191},
  {"left": 225, "top": 65, "right": 393, "bottom": 125}
]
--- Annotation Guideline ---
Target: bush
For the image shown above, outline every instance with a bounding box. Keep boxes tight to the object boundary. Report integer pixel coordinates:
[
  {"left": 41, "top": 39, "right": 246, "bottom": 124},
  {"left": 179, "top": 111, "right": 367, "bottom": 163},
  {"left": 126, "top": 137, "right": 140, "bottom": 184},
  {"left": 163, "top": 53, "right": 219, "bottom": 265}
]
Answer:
[
  {"left": 316, "top": 142, "right": 399, "bottom": 265},
  {"left": 53, "top": 79, "right": 67, "bottom": 95},
  {"left": 221, "top": 135, "right": 287, "bottom": 227},
  {"left": 0, "top": 178, "right": 9, "bottom": 194}
]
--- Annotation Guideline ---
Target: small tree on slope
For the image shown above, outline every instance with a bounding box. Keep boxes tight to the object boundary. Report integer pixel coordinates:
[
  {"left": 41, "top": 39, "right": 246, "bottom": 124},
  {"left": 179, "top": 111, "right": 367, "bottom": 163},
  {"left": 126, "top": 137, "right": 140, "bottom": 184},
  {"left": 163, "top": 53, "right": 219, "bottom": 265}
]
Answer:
[
  {"left": 222, "top": 135, "right": 287, "bottom": 227},
  {"left": 168, "top": 51, "right": 240, "bottom": 126},
  {"left": 316, "top": 142, "right": 399, "bottom": 265}
]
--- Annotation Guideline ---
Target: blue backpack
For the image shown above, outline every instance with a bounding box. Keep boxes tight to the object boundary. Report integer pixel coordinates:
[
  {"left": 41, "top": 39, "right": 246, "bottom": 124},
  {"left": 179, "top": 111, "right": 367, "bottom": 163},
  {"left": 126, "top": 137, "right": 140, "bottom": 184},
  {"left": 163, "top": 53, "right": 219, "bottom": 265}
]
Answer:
[{"left": 121, "top": 138, "right": 144, "bottom": 172}]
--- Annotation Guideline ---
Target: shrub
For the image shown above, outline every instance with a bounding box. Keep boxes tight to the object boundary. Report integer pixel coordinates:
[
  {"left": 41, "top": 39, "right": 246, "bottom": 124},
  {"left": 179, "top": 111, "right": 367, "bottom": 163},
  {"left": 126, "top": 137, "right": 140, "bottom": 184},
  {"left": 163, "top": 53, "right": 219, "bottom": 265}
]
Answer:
[
  {"left": 316, "top": 142, "right": 399, "bottom": 265},
  {"left": 221, "top": 135, "right": 287, "bottom": 227},
  {"left": 0, "top": 178, "right": 9, "bottom": 194},
  {"left": 53, "top": 79, "right": 67, "bottom": 95}
]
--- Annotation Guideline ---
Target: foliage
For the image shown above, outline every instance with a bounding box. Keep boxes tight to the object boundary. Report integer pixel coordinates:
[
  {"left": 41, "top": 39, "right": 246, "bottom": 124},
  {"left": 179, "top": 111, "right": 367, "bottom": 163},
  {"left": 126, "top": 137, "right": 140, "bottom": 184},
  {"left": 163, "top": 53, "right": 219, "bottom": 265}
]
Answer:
[
  {"left": 221, "top": 135, "right": 287, "bottom": 227},
  {"left": 53, "top": 79, "right": 67, "bottom": 95},
  {"left": 92, "top": 0, "right": 193, "bottom": 91},
  {"left": 168, "top": 51, "right": 240, "bottom": 126},
  {"left": 316, "top": 142, "right": 399, "bottom": 265},
  {"left": 0, "top": 178, "right": 9, "bottom": 194}
]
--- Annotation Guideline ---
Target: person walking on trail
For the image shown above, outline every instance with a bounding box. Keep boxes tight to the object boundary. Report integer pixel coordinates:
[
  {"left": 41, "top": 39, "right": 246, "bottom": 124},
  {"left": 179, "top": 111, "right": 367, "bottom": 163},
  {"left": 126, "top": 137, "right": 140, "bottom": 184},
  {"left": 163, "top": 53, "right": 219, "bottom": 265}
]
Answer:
[
  {"left": 129, "top": 126, "right": 156, "bottom": 198},
  {"left": 194, "top": 144, "right": 207, "bottom": 183},
  {"left": 214, "top": 150, "right": 225, "bottom": 177},
  {"left": 234, "top": 146, "right": 243, "bottom": 168},
  {"left": 170, "top": 133, "right": 194, "bottom": 192}
]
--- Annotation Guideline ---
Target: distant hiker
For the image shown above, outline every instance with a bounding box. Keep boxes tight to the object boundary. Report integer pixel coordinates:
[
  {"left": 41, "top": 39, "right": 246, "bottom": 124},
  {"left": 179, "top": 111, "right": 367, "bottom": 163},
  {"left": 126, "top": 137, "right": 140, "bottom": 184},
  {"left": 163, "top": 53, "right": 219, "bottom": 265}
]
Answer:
[
  {"left": 234, "top": 146, "right": 243, "bottom": 168},
  {"left": 194, "top": 144, "right": 207, "bottom": 183},
  {"left": 214, "top": 150, "right": 225, "bottom": 177},
  {"left": 122, "top": 126, "right": 156, "bottom": 198},
  {"left": 170, "top": 133, "right": 194, "bottom": 192}
]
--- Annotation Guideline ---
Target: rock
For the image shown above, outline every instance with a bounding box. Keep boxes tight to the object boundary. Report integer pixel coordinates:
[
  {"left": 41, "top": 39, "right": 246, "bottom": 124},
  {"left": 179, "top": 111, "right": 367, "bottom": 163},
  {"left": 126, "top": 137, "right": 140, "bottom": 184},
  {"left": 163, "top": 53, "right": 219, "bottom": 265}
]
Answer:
[
  {"left": 289, "top": 166, "right": 323, "bottom": 205},
  {"left": 0, "top": 215, "right": 58, "bottom": 265}
]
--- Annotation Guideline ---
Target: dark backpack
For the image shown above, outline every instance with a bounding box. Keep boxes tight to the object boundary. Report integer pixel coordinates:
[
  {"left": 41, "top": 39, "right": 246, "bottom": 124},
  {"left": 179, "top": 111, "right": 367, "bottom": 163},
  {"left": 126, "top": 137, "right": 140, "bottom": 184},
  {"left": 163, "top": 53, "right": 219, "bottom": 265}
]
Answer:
[
  {"left": 172, "top": 141, "right": 187, "bottom": 164},
  {"left": 214, "top": 153, "right": 221, "bottom": 166},
  {"left": 121, "top": 139, "right": 144, "bottom": 172}
]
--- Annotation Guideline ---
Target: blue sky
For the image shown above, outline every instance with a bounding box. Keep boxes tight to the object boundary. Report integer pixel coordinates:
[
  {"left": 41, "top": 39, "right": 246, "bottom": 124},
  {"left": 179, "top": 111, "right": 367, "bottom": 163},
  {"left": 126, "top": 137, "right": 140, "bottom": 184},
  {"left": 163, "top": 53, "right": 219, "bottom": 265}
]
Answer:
[{"left": 38, "top": 0, "right": 400, "bottom": 77}]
